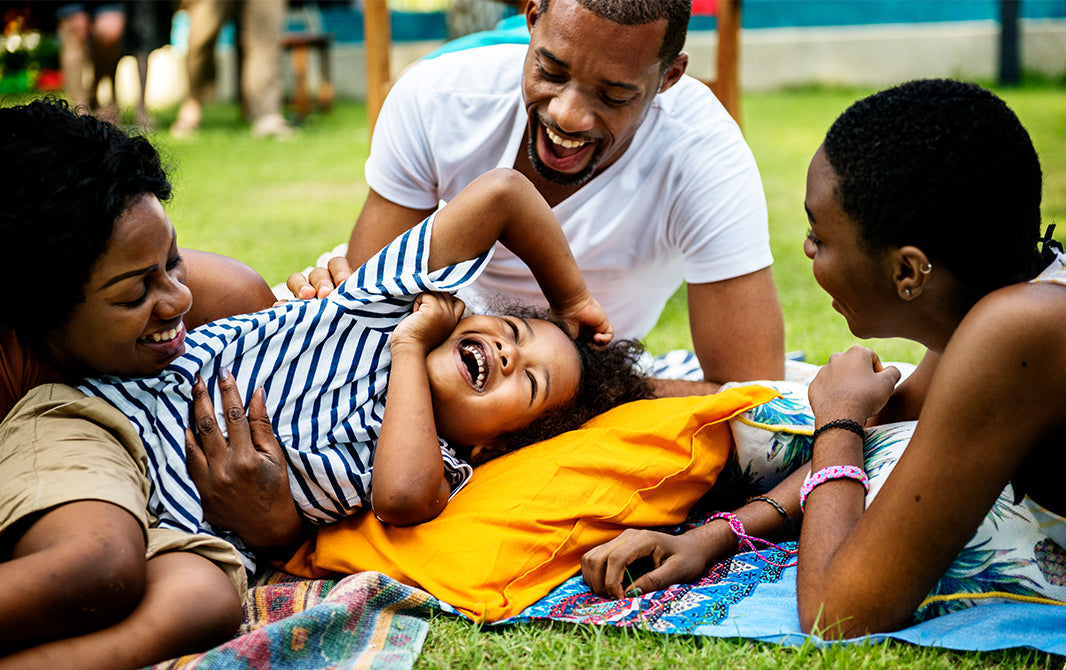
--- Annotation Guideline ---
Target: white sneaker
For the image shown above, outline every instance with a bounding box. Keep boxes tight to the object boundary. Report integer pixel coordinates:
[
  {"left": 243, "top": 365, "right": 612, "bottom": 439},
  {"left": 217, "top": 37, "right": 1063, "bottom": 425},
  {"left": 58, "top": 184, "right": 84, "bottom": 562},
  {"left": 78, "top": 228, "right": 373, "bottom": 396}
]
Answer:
[{"left": 251, "top": 113, "right": 294, "bottom": 139}]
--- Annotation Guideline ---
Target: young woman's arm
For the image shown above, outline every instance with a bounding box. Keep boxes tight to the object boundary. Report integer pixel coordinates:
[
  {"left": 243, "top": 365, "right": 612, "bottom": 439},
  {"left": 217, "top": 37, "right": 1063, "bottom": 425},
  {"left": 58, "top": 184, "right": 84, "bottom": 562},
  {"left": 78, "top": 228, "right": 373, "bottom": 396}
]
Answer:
[
  {"left": 181, "top": 249, "right": 277, "bottom": 327},
  {"left": 798, "top": 283, "right": 1066, "bottom": 637}
]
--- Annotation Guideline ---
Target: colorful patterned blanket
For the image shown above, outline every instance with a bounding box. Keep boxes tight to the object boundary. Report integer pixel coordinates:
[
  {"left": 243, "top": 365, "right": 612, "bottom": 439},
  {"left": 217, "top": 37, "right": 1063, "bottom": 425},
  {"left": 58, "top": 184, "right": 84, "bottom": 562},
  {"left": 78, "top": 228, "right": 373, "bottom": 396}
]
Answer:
[
  {"left": 498, "top": 541, "right": 1066, "bottom": 655},
  {"left": 148, "top": 536, "right": 1065, "bottom": 669},
  {"left": 149, "top": 571, "right": 435, "bottom": 670}
]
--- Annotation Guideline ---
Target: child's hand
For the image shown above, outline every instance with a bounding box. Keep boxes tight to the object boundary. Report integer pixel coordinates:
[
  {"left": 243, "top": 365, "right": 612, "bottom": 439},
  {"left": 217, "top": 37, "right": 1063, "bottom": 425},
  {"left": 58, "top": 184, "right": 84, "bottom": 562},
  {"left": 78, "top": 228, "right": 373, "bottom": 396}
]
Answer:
[
  {"left": 550, "top": 293, "right": 613, "bottom": 347},
  {"left": 391, "top": 292, "right": 466, "bottom": 353}
]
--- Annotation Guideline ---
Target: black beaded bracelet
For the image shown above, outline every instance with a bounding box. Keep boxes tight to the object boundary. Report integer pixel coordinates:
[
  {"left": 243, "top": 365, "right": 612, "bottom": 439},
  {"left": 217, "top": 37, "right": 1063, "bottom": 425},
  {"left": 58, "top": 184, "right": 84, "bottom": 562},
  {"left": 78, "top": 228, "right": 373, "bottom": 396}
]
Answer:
[
  {"left": 745, "top": 494, "right": 796, "bottom": 535},
  {"left": 811, "top": 418, "right": 865, "bottom": 442}
]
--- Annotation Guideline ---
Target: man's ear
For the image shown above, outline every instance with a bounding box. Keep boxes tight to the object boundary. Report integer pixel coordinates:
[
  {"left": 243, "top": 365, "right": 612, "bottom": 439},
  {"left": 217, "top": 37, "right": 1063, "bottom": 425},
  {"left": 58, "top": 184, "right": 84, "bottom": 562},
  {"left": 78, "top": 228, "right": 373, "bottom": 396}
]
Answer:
[
  {"left": 658, "top": 52, "right": 689, "bottom": 94},
  {"left": 893, "top": 245, "right": 933, "bottom": 300},
  {"left": 526, "top": 0, "right": 542, "bottom": 32}
]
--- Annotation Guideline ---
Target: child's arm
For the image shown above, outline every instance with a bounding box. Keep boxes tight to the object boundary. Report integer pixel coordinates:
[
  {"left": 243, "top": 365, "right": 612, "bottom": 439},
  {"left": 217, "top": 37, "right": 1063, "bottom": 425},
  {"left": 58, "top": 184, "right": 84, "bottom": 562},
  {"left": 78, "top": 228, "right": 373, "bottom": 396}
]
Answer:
[
  {"left": 428, "top": 168, "right": 612, "bottom": 345},
  {"left": 372, "top": 292, "right": 468, "bottom": 526}
]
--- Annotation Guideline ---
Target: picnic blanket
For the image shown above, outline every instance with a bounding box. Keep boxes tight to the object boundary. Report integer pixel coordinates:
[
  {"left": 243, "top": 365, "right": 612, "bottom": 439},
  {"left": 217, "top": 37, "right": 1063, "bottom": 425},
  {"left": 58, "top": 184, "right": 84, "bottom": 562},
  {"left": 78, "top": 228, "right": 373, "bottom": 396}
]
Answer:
[
  {"left": 152, "top": 540, "right": 1065, "bottom": 670},
  {"left": 151, "top": 370, "right": 1065, "bottom": 664},
  {"left": 498, "top": 539, "right": 1066, "bottom": 656},
  {"left": 148, "top": 571, "right": 435, "bottom": 670}
]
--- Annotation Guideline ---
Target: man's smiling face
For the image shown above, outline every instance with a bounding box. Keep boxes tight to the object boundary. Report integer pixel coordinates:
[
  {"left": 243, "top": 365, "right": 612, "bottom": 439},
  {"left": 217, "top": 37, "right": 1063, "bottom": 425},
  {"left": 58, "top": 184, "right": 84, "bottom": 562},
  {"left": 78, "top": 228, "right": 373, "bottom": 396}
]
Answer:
[{"left": 521, "top": 0, "right": 678, "bottom": 186}]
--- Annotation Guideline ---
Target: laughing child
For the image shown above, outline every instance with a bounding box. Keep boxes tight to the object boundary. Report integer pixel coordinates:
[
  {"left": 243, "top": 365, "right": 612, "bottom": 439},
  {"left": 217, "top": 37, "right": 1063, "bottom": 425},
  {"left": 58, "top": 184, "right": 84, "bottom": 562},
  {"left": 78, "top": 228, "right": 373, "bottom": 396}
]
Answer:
[{"left": 78, "top": 167, "right": 652, "bottom": 563}]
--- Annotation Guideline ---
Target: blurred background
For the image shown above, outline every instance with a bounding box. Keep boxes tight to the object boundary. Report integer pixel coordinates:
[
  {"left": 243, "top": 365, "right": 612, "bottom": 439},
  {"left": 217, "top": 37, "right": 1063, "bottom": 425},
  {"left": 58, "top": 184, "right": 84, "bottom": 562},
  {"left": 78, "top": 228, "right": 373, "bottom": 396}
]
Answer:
[
  {"left": 2, "top": 0, "right": 1064, "bottom": 111},
  {"left": 1, "top": 0, "right": 1064, "bottom": 367}
]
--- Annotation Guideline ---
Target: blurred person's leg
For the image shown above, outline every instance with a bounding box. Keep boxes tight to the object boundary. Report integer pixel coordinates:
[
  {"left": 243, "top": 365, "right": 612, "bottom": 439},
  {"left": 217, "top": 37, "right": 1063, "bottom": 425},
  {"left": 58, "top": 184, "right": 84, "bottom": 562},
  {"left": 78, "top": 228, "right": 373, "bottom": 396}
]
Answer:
[
  {"left": 57, "top": 5, "right": 90, "bottom": 111},
  {"left": 173, "top": 0, "right": 232, "bottom": 135},
  {"left": 240, "top": 0, "right": 291, "bottom": 137},
  {"left": 87, "top": 5, "right": 125, "bottom": 122},
  {"left": 127, "top": 0, "right": 175, "bottom": 128}
]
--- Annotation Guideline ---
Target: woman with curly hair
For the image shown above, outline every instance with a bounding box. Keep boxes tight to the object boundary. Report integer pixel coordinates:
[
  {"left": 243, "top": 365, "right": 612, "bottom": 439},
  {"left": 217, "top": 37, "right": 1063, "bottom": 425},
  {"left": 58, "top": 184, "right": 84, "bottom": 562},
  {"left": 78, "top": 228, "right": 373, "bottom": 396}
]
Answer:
[{"left": 0, "top": 97, "right": 276, "bottom": 667}]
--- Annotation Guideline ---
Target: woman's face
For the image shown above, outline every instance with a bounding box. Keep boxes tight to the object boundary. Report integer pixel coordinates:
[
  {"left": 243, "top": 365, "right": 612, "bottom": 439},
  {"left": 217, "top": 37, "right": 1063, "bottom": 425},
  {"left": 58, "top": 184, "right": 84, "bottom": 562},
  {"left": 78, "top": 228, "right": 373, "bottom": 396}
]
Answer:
[
  {"left": 47, "top": 194, "right": 193, "bottom": 378},
  {"left": 803, "top": 146, "right": 899, "bottom": 339}
]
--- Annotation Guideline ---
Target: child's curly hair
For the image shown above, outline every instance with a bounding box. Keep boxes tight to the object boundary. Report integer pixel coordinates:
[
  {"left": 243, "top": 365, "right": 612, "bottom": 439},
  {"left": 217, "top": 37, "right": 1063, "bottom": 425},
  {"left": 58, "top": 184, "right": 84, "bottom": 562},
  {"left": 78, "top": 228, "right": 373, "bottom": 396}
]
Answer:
[{"left": 469, "top": 305, "right": 655, "bottom": 466}]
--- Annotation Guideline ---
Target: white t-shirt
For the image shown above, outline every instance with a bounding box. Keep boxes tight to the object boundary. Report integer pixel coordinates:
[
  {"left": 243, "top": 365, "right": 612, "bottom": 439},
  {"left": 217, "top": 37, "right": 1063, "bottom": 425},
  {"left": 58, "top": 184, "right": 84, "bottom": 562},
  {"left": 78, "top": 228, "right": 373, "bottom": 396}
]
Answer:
[{"left": 365, "top": 44, "right": 771, "bottom": 340}]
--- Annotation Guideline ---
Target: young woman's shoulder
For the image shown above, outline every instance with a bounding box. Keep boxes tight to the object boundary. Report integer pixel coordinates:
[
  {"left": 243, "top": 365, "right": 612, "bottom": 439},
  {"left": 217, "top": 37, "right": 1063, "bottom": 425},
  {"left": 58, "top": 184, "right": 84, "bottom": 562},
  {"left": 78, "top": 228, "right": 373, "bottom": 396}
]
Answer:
[
  {"left": 935, "top": 281, "right": 1066, "bottom": 438},
  {"left": 959, "top": 281, "right": 1066, "bottom": 352}
]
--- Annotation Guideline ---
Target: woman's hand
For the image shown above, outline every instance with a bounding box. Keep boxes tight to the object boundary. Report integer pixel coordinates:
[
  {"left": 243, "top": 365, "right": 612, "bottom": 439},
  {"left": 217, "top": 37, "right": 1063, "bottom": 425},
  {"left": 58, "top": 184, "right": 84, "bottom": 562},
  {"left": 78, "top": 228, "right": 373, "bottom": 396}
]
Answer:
[
  {"left": 391, "top": 292, "right": 466, "bottom": 354},
  {"left": 581, "top": 527, "right": 729, "bottom": 600},
  {"left": 549, "top": 292, "right": 613, "bottom": 347},
  {"left": 185, "top": 372, "right": 306, "bottom": 553},
  {"left": 808, "top": 346, "right": 901, "bottom": 425}
]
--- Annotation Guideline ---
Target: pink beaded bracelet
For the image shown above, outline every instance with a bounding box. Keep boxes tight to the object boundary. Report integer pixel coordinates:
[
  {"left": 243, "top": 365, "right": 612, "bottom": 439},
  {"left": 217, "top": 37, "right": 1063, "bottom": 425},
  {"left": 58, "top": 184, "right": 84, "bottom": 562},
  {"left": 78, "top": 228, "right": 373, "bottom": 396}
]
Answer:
[
  {"left": 798, "top": 465, "right": 870, "bottom": 512},
  {"left": 708, "top": 512, "right": 798, "bottom": 568}
]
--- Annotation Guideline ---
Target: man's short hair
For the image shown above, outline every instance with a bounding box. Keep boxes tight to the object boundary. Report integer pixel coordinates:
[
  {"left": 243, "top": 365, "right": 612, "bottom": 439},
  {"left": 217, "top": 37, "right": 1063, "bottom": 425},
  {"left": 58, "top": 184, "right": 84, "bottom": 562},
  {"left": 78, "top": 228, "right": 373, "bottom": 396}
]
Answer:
[{"left": 539, "top": 0, "right": 691, "bottom": 73}]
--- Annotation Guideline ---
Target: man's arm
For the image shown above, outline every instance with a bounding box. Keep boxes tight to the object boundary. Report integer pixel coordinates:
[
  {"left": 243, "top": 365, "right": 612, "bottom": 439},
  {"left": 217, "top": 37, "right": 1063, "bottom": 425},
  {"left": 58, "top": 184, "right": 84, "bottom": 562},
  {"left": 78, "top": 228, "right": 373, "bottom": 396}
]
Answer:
[
  {"left": 346, "top": 188, "right": 436, "bottom": 269},
  {"left": 181, "top": 248, "right": 277, "bottom": 328},
  {"left": 686, "top": 267, "right": 785, "bottom": 388}
]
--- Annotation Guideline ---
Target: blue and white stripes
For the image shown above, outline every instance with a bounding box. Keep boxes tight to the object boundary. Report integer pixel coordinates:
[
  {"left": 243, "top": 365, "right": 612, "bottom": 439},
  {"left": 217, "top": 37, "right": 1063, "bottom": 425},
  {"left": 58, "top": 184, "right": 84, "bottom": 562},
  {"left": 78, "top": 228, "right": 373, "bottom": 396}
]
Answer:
[{"left": 79, "top": 214, "right": 486, "bottom": 553}]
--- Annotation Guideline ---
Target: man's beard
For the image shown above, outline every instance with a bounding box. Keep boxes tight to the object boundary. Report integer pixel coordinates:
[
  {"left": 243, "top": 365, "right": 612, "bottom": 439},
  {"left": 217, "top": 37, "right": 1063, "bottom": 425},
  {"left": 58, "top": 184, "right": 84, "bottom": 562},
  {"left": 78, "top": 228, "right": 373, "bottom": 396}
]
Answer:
[{"left": 527, "top": 136, "right": 599, "bottom": 187}]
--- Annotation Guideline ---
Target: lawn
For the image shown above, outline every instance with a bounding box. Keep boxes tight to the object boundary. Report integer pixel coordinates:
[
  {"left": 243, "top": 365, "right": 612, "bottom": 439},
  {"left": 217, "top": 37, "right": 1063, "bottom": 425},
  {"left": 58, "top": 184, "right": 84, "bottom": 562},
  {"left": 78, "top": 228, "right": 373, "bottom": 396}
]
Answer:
[{"left": 6, "top": 81, "right": 1065, "bottom": 668}]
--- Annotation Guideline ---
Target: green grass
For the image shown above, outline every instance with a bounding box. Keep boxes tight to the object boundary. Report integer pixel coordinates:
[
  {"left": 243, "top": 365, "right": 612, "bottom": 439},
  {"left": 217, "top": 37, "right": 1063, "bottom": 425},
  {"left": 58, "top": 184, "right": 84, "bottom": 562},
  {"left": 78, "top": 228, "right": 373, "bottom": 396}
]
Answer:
[
  {"left": 418, "top": 614, "right": 1062, "bottom": 669},
  {"left": 7, "top": 82, "right": 1065, "bottom": 667}
]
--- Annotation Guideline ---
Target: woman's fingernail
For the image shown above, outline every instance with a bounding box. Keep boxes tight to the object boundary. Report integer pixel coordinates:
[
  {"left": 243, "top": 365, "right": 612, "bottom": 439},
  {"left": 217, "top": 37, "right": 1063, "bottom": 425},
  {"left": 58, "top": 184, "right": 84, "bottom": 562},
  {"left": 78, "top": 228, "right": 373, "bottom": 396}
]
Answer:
[
  {"left": 625, "top": 587, "right": 642, "bottom": 598},
  {"left": 219, "top": 366, "right": 230, "bottom": 380}
]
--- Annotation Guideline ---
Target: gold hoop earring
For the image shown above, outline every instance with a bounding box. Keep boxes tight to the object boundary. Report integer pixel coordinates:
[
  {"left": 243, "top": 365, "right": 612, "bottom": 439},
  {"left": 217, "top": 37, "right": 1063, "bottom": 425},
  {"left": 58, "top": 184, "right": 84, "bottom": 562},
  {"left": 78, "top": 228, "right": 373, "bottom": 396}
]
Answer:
[{"left": 919, "top": 263, "right": 933, "bottom": 275}]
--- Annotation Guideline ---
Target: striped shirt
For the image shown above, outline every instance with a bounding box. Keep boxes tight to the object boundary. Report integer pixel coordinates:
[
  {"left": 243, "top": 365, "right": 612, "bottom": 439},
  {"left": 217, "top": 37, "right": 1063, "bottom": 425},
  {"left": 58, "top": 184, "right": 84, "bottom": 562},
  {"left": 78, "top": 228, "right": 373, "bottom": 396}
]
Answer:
[{"left": 80, "top": 214, "right": 486, "bottom": 555}]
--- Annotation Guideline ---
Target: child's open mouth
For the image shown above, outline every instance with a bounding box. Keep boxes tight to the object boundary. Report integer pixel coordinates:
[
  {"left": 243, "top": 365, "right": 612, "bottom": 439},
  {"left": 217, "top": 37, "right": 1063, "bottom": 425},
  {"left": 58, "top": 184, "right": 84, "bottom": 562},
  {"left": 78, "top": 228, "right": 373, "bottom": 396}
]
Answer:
[{"left": 459, "top": 340, "right": 488, "bottom": 391}]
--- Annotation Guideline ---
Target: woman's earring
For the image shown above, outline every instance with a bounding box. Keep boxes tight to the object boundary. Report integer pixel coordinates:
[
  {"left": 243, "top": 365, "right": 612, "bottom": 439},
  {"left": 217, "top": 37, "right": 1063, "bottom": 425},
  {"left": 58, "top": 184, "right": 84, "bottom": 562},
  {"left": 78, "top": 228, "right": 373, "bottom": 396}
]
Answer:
[
  {"left": 903, "top": 288, "right": 912, "bottom": 297},
  {"left": 919, "top": 263, "right": 933, "bottom": 275}
]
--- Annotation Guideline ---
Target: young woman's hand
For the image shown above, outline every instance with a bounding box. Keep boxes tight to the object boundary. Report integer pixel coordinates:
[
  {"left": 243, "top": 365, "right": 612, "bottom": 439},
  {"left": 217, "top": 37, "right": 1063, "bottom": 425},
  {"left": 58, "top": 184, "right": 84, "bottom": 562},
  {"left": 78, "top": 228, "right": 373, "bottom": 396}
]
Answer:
[
  {"left": 185, "top": 372, "right": 306, "bottom": 553},
  {"left": 391, "top": 292, "right": 467, "bottom": 354},
  {"left": 549, "top": 292, "right": 613, "bottom": 347},
  {"left": 808, "top": 346, "right": 901, "bottom": 426}
]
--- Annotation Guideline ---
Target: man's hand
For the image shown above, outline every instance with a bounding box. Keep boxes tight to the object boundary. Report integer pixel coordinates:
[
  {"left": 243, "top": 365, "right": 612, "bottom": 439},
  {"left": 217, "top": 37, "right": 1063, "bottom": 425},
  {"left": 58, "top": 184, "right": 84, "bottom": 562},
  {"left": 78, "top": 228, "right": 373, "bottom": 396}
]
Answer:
[
  {"left": 185, "top": 371, "right": 306, "bottom": 552},
  {"left": 391, "top": 292, "right": 467, "bottom": 354},
  {"left": 285, "top": 256, "right": 353, "bottom": 300}
]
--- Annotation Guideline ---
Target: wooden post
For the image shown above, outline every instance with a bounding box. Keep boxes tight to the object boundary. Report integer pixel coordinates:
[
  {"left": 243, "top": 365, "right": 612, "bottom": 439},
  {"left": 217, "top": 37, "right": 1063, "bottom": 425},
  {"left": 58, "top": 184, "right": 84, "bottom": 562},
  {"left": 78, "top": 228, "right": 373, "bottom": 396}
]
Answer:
[
  {"left": 364, "top": 0, "right": 391, "bottom": 135},
  {"left": 715, "top": 0, "right": 741, "bottom": 127},
  {"left": 999, "top": 0, "right": 1021, "bottom": 86}
]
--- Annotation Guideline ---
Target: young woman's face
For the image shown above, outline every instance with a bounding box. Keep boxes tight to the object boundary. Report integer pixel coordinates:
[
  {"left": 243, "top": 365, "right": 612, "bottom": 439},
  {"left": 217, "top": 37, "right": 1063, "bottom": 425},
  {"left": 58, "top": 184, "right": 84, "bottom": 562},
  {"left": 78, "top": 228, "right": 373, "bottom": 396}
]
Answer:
[
  {"left": 425, "top": 314, "right": 582, "bottom": 448},
  {"left": 47, "top": 193, "right": 193, "bottom": 378},
  {"left": 803, "top": 146, "right": 899, "bottom": 339}
]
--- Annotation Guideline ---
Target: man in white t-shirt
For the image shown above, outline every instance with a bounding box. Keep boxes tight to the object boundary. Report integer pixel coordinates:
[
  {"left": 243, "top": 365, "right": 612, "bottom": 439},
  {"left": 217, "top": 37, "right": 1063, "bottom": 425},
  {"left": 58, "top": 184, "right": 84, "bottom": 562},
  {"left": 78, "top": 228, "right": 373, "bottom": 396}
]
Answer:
[{"left": 293, "top": 0, "right": 785, "bottom": 392}]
